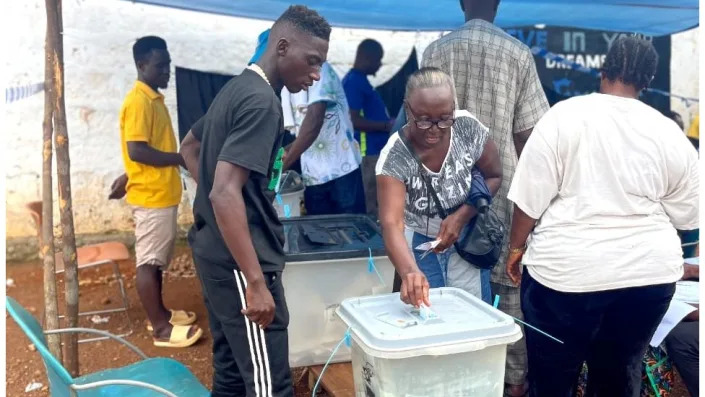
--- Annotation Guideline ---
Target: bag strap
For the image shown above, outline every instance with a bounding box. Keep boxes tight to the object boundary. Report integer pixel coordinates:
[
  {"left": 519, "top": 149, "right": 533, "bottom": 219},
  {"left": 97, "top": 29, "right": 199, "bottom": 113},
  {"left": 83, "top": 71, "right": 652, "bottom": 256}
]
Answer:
[{"left": 398, "top": 129, "right": 448, "bottom": 219}]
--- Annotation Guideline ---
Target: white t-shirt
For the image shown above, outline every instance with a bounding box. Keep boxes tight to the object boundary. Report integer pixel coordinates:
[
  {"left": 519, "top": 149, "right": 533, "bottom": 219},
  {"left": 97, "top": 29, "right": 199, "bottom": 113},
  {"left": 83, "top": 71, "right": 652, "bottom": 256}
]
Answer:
[
  {"left": 376, "top": 110, "right": 489, "bottom": 236},
  {"left": 281, "top": 62, "right": 361, "bottom": 186},
  {"left": 508, "top": 93, "right": 699, "bottom": 293}
]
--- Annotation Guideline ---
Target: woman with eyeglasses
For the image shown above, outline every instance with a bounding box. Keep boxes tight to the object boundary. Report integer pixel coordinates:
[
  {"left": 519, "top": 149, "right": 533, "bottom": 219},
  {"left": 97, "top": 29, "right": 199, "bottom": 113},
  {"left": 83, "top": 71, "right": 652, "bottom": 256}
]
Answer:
[{"left": 376, "top": 67, "right": 502, "bottom": 307}]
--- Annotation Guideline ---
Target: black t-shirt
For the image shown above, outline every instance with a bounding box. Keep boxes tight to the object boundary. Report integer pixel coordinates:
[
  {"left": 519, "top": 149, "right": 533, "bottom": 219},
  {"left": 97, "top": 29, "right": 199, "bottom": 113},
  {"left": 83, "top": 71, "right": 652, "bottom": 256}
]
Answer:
[
  {"left": 188, "top": 69, "right": 285, "bottom": 273},
  {"left": 190, "top": 115, "right": 205, "bottom": 141}
]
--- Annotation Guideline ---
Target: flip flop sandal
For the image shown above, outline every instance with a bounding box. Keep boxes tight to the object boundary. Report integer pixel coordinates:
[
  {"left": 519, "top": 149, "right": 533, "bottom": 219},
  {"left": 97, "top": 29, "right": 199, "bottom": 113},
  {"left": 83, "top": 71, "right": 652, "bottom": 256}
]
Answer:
[
  {"left": 146, "top": 309, "right": 197, "bottom": 332},
  {"left": 153, "top": 324, "right": 203, "bottom": 348}
]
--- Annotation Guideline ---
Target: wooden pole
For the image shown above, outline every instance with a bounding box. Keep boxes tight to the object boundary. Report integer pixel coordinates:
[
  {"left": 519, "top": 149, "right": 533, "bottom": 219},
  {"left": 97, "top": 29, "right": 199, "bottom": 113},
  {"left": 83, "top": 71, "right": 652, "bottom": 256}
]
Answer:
[
  {"left": 42, "top": 14, "right": 62, "bottom": 362},
  {"left": 45, "top": 0, "right": 80, "bottom": 376}
]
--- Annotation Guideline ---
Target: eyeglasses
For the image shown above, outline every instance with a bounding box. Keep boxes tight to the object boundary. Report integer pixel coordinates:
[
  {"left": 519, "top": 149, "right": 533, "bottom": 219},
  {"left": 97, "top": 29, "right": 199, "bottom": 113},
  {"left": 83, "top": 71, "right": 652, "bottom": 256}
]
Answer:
[{"left": 406, "top": 104, "right": 455, "bottom": 130}]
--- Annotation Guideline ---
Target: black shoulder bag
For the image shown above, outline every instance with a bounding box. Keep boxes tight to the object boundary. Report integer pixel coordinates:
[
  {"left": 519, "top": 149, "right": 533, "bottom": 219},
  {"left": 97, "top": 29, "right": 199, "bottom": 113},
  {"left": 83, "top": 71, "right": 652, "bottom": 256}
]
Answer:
[{"left": 398, "top": 130, "right": 505, "bottom": 270}]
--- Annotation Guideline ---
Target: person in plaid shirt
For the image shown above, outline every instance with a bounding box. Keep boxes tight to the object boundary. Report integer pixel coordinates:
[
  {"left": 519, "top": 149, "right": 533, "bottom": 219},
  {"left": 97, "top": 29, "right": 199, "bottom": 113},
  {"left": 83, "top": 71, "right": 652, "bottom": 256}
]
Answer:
[{"left": 421, "top": 0, "right": 549, "bottom": 395}]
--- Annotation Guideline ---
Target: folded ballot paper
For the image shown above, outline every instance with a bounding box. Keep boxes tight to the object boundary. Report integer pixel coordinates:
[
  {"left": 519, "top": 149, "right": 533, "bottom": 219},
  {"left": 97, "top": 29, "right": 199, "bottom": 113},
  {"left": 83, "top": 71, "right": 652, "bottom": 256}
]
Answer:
[
  {"left": 650, "top": 261, "right": 699, "bottom": 347},
  {"left": 415, "top": 240, "right": 442, "bottom": 252},
  {"left": 650, "top": 299, "right": 696, "bottom": 347},
  {"left": 376, "top": 304, "right": 441, "bottom": 329}
]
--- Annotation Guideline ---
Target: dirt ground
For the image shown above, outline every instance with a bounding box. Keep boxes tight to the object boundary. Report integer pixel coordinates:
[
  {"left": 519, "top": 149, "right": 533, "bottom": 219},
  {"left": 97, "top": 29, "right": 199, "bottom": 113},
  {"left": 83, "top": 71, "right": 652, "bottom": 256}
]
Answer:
[
  {"left": 6, "top": 244, "right": 691, "bottom": 397},
  {"left": 6, "top": 245, "right": 312, "bottom": 396}
]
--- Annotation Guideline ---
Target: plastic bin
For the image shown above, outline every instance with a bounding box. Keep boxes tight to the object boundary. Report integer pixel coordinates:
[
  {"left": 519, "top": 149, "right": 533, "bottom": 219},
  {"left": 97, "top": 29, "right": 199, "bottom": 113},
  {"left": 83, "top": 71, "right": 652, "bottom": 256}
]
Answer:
[
  {"left": 272, "top": 171, "right": 304, "bottom": 218},
  {"left": 281, "top": 215, "right": 394, "bottom": 367},
  {"left": 337, "top": 287, "right": 522, "bottom": 396}
]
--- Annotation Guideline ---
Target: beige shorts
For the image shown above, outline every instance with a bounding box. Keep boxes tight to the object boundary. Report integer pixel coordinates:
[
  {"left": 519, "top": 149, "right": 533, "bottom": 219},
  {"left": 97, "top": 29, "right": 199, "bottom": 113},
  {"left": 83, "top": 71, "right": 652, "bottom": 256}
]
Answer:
[{"left": 132, "top": 206, "right": 178, "bottom": 270}]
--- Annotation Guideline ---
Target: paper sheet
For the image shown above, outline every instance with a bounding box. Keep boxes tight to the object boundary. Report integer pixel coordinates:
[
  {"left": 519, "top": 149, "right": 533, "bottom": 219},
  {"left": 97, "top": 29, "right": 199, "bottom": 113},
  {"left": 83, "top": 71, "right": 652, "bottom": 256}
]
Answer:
[
  {"left": 684, "top": 257, "right": 699, "bottom": 266},
  {"left": 415, "top": 239, "right": 442, "bottom": 251},
  {"left": 673, "top": 280, "right": 699, "bottom": 304},
  {"left": 650, "top": 299, "right": 696, "bottom": 347}
]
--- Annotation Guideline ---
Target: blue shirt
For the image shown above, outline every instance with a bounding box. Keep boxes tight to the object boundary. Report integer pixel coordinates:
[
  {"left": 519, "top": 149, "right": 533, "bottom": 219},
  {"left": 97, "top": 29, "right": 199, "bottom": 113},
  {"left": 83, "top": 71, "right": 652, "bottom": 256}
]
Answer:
[{"left": 342, "top": 69, "right": 390, "bottom": 156}]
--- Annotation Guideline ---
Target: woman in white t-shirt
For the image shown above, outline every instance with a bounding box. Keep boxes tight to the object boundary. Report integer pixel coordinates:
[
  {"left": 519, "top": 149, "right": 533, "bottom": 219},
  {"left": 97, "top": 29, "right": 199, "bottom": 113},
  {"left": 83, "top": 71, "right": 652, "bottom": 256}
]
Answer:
[
  {"left": 505, "top": 37, "right": 699, "bottom": 396},
  {"left": 376, "top": 67, "right": 502, "bottom": 306}
]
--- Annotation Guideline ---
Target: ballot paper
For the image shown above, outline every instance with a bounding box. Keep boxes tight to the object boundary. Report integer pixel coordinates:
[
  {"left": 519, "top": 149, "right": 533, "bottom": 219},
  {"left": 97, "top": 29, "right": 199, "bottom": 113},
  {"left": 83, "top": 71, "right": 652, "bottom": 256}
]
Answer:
[
  {"left": 376, "top": 304, "right": 441, "bottom": 328},
  {"left": 650, "top": 299, "right": 696, "bottom": 347},
  {"left": 650, "top": 258, "right": 700, "bottom": 346},
  {"left": 415, "top": 239, "right": 442, "bottom": 252}
]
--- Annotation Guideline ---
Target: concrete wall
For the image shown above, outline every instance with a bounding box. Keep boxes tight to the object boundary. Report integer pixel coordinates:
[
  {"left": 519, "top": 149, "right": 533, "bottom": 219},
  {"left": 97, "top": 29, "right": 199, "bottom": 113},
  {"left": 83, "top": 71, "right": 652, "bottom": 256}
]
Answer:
[
  {"left": 4, "top": 0, "right": 441, "bottom": 244},
  {"left": 5, "top": 0, "right": 699, "bottom": 250},
  {"left": 670, "top": 28, "right": 700, "bottom": 131}
]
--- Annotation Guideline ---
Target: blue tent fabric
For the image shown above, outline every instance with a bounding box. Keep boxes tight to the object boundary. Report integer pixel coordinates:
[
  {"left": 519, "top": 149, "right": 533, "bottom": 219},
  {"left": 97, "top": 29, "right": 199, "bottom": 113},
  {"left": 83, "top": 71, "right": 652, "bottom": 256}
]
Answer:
[
  {"left": 248, "top": 29, "right": 270, "bottom": 65},
  {"left": 128, "top": 0, "right": 698, "bottom": 36}
]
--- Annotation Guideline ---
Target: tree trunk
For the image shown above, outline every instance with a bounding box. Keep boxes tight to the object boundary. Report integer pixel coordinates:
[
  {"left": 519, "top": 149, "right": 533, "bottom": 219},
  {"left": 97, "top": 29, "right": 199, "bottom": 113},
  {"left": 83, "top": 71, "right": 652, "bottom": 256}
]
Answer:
[
  {"left": 45, "top": 0, "right": 79, "bottom": 377},
  {"left": 42, "top": 14, "right": 62, "bottom": 362}
]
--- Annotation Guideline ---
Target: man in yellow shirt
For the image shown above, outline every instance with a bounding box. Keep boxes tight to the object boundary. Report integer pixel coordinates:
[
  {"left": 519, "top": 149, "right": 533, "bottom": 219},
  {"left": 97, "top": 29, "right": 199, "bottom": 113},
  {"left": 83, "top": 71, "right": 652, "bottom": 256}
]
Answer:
[{"left": 119, "top": 36, "right": 201, "bottom": 348}]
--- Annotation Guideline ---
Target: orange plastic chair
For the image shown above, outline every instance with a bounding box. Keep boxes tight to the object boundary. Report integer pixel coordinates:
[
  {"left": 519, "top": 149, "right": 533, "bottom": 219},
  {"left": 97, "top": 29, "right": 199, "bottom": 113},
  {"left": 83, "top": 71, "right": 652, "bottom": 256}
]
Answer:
[{"left": 26, "top": 201, "right": 133, "bottom": 343}]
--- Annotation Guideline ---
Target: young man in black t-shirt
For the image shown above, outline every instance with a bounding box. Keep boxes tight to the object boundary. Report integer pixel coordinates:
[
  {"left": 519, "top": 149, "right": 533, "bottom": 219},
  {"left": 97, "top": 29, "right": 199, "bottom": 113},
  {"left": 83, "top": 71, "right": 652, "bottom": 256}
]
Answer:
[{"left": 181, "top": 6, "right": 330, "bottom": 396}]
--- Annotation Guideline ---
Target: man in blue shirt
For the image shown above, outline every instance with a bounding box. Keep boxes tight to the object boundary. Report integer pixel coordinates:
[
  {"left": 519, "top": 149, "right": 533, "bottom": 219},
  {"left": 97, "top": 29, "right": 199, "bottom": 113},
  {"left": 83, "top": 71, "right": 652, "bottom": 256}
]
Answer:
[{"left": 343, "top": 39, "right": 395, "bottom": 218}]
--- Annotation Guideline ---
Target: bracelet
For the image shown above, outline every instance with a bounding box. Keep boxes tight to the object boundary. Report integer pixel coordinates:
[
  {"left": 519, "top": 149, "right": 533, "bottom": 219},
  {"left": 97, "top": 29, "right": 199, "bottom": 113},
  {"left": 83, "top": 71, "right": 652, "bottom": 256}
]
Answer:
[{"left": 507, "top": 245, "right": 526, "bottom": 255}]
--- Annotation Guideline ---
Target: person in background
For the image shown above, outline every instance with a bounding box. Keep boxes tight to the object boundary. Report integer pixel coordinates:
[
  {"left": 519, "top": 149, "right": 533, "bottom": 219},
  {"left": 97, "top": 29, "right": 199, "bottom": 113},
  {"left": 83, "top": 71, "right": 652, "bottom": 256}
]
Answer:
[
  {"left": 116, "top": 36, "right": 202, "bottom": 348},
  {"left": 420, "top": 0, "right": 549, "bottom": 394},
  {"left": 181, "top": 6, "right": 331, "bottom": 395},
  {"left": 506, "top": 36, "right": 699, "bottom": 397},
  {"left": 281, "top": 61, "right": 365, "bottom": 214},
  {"left": 664, "top": 111, "right": 700, "bottom": 259},
  {"left": 343, "top": 39, "right": 395, "bottom": 218},
  {"left": 664, "top": 262, "right": 699, "bottom": 397},
  {"left": 377, "top": 67, "right": 502, "bottom": 306}
]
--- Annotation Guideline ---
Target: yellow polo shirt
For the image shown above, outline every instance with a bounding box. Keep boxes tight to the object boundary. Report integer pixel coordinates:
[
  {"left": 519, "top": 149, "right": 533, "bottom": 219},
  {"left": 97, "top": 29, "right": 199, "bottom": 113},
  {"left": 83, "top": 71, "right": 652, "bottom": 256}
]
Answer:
[
  {"left": 119, "top": 81, "right": 182, "bottom": 208},
  {"left": 687, "top": 114, "right": 699, "bottom": 140}
]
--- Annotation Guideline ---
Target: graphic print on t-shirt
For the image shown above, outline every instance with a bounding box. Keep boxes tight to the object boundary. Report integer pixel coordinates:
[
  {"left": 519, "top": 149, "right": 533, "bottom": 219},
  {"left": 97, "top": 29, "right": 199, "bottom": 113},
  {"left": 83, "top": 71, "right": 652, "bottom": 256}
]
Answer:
[
  {"left": 282, "top": 63, "right": 361, "bottom": 187},
  {"left": 268, "top": 147, "right": 285, "bottom": 191},
  {"left": 377, "top": 111, "right": 489, "bottom": 234}
]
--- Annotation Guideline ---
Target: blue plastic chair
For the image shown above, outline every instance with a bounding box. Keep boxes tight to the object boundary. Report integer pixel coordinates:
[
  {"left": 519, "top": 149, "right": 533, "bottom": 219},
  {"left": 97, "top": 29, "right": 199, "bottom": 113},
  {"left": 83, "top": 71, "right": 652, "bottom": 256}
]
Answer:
[{"left": 6, "top": 296, "right": 209, "bottom": 397}]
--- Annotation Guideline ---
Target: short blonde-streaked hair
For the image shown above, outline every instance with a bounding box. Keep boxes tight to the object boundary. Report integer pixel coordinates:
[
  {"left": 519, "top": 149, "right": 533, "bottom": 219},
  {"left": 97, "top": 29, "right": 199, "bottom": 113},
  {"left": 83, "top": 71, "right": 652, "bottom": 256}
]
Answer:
[{"left": 404, "top": 67, "right": 458, "bottom": 109}]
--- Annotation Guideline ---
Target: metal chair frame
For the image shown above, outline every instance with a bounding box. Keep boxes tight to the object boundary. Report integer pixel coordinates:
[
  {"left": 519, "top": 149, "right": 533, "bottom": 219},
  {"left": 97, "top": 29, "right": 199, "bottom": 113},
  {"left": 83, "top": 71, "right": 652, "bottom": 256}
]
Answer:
[{"left": 26, "top": 201, "right": 133, "bottom": 342}]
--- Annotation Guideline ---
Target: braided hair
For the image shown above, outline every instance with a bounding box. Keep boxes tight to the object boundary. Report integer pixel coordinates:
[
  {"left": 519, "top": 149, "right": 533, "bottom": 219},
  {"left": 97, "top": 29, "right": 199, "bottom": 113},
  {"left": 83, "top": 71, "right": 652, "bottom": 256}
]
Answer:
[{"left": 600, "top": 36, "right": 658, "bottom": 91}]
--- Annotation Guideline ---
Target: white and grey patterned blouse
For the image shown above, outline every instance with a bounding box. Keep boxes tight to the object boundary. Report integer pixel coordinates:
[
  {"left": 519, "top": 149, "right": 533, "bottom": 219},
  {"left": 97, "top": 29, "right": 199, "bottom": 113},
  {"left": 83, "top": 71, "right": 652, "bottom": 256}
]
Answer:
[
  {"left": 422, "top": 19, "right": 549, "bottom": 284},
  {"left": 376, "top": 110, "right": 489, "bottom": 236}
]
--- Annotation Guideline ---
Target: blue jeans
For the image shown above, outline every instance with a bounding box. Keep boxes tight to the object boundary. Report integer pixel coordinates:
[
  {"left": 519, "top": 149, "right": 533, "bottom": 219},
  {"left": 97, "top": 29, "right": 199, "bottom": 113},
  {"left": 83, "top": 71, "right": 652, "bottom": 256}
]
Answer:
[
  {"left": 411, "top": 229, "right": 491, "bottom": 304},
  {"left": 303, "top": 168, "right": 366, "bottom": 215}
]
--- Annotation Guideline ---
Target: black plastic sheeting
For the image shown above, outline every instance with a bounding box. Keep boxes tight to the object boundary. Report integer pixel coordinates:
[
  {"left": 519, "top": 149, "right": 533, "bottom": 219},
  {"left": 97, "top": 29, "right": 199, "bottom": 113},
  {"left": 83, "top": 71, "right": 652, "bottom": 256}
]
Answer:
[
  {"left": 281, "top": 214, "right": 385, "bottom": 262},
  {"left": 375, "top": 48, "right": 419, "bottom": 120},
  {"left": 175, "top": 66, "right": 232, "bottom": 142}
]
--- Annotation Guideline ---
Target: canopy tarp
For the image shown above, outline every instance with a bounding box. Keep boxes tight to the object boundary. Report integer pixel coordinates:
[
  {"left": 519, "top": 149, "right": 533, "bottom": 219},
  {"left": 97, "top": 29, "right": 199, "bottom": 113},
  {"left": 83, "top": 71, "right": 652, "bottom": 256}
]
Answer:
[{"left": 128, "top": 0, "right": 698, "bottom": 36}]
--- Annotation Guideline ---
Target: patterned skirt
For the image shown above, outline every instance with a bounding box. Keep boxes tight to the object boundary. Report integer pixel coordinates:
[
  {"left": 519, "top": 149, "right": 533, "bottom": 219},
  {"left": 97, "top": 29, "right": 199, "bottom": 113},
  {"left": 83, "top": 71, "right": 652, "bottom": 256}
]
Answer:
[{"left": 575, "top": 346, "right": 674, "bottom": 397}]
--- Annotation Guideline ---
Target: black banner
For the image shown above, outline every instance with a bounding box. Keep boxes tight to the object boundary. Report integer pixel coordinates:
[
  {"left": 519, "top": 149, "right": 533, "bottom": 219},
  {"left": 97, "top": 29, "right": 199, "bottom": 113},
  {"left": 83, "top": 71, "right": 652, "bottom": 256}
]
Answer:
[
  {"left": 175, "top": 66, "right": 232, "bottom": 142},
  {"left": 505, "top": 27, "right": 671, "bottom": 112}
]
